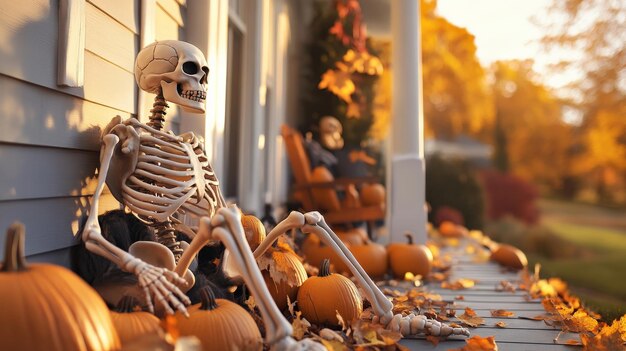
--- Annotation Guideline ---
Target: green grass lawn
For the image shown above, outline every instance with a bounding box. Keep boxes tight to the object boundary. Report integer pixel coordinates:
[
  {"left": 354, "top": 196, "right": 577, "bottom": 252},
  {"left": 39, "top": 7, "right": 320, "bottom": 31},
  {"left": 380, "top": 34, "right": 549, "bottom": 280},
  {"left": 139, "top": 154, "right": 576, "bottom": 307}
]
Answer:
[{"left": 534, "top": 199, "right": 626, "bottom": 321}]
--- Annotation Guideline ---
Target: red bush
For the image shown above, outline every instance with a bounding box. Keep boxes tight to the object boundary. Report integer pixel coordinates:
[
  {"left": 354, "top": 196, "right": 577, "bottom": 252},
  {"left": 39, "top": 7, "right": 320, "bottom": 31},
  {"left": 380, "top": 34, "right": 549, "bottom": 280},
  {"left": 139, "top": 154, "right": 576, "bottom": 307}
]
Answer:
[
  {"left": 479, "top": 170, "right": 539, "bottom": 224},
  {"left": 434, "top": 206, "right": 465, "bottom": 226}
]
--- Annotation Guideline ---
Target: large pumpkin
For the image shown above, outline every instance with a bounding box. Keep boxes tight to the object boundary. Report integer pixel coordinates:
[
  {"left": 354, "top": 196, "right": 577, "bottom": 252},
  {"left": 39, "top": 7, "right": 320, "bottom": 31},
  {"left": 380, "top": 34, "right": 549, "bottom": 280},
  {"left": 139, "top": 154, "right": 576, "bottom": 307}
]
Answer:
[
  {"left": 387, "top": 233, "right": 433, "bottom": 278},
  {"left": 0, "top": 223, "right": 121, "bottom": 351},
  {"left": 297, "top": 259, "right": 363, "bottom": 327},
  {"left": 110, "top": 295, "right": 162, "bottom": 345},
  {"left": 176, "top": 286, "right": 262, "bottom": 351}
]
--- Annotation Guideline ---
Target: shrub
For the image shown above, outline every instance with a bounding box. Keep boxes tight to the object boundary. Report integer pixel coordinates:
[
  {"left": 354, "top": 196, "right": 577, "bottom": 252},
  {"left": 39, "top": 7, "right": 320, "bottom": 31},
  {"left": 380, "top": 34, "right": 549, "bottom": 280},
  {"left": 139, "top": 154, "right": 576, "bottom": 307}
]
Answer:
[
  {"left": 434, "top": 206, "right": 465, "bottom": 226},
  {"left": 426, "top": 155, "right": 485, "bottom": 229},
  {"left": 479, "top": 170, "right": 539, "bottom": 224}
]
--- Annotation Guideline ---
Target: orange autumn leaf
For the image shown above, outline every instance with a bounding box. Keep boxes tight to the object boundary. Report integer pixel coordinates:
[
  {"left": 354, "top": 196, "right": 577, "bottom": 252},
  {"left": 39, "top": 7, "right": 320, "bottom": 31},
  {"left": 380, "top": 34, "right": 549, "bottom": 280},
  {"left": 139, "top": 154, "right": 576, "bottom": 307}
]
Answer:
[
  {"left": 343, "top": 49, "right": 383, "bottom": 76},
  {"left": 450, "top": 335, "right": 498, "bottom": 351},
  {"left": 318, "top": 63, "right": 355, "bottom": 103},
  {"left": 161, "top": 315, "right": 180, "bottom": 343},
  {"left": 490, "top": 309, "right": 515, "bottom": 318},
  {"left": 495, "top": 321, "right": 507, "bottom": 328},
  {"left": 426, "top": 335, "right": 440, "bottom": 346},
  {"left": 562, "top": 339, "right": 582, "bottom": 346},
  {"left": 457, "top": 307, "right": 485, "bottom": 327},
  {"left": 441, "top": 278, "right": 476, "bottom": 290},
  {"left": 565, "top": 310, "right": 599, "bottom": 333},
  {"left": 581, "top": 319, "right": 624, "bottom": 351},
  {"left": 346, "top": 102, "right": 361, "bottom": 118}
]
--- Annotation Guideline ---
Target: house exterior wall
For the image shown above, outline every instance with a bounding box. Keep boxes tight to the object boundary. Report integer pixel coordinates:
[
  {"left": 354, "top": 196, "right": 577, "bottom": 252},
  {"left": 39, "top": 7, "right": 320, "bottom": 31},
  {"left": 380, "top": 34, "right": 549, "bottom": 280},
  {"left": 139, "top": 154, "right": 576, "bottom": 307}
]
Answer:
[
  {"left": 0, "top": 0, "right": 189, "bottom": 264},
  {"left": 0, "top": 0, "right": 303, "bottom": 265}
]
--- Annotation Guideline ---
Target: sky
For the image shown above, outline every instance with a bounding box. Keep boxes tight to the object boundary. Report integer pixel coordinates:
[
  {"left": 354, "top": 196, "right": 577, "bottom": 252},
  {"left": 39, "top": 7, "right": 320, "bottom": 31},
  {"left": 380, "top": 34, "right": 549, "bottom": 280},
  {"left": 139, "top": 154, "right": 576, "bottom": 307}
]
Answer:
[{"left": 436, "top": 0, "right": 572, "bottom": 91}]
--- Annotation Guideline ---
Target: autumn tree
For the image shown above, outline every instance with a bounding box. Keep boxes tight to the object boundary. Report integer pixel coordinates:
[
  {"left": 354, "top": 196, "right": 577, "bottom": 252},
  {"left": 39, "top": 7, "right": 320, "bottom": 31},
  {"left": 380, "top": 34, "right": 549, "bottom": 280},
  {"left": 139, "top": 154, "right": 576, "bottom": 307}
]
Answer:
[
  {"left": 538, "top": 0, "right": 626, "bottom": 202},
  {"left": 368, "top": 0, "right": 494, "bottom": 142},
  {"left": 421, "top": 0, "right": 493, "bottom": 140},
  {"left": 491, "top": 60, "right": 572, "bottom": 192}
]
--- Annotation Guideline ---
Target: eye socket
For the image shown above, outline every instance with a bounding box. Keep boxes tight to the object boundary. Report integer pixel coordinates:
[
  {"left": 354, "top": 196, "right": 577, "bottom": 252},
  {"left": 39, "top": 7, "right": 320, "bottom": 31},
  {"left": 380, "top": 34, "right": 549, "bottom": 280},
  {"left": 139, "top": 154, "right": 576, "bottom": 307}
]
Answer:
[{"left": 182, "top": 61, "right": 199, "bottom": 75}]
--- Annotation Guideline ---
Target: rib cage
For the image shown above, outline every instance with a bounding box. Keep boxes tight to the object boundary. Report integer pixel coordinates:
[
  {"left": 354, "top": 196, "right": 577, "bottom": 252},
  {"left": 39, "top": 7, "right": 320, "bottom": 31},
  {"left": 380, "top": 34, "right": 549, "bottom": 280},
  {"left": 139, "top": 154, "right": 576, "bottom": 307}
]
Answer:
[{"left": 119, "top": 122, "right": 226, "bottom": 259}]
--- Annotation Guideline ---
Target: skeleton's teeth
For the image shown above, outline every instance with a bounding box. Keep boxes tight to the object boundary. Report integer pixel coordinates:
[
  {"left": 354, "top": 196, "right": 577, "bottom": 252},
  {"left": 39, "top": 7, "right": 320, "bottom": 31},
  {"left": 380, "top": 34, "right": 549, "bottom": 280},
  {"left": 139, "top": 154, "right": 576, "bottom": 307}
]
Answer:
[{"left": 180, "top": 90, "right": 206, "bottom": 102}]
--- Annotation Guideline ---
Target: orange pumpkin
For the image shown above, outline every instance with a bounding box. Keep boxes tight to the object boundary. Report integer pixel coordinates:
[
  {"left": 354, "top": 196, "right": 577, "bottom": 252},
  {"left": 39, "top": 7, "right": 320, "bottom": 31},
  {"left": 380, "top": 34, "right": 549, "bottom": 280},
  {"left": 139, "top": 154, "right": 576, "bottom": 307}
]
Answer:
[
  {"left": 310, "top": 166, "right": 341, "bottom": 211},
  {"left": 176, "top": 286, "right": 262, "bottom": 351},
  {"left": 490, "top": 244, "right": 528, "bottom": 270},
  {"left": 241, "top": 214, "right": 266, "bottom": 251},
  {"left": 110, "top": 296, "right": 162, "bottom": 345},
  {"left": 258, "top": 240, "right": 308, "bottom": 311},
  {"left": 336, "top": 227, "right": 368, "bottom": 246},
  {"left": 297, "top": 259, "right": 363, "bottom": 326},
  {"left": 350, "top": 241, "right": 388, "bottom": 279},
  {"left": 360, "top": 183, "right": 386, "bottom": 206},
  {"left": 301, "top": 236, "right": 387, "bottom": 278},
  {"left": 438, "top": 221, "right": 466, "bottom": 237},
  {"left": 0, "top": 223, "right": 121, "bottom": 351},
  {"left": 387, "top": 233, "right": 433, "bottom": 278}
]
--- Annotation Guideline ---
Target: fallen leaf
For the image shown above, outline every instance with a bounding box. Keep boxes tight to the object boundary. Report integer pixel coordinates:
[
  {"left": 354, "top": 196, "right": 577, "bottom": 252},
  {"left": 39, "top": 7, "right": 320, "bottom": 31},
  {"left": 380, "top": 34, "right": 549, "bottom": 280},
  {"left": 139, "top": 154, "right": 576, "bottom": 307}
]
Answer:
[
  {"left": 490, "top": 309, "right": 515, "bottom": 318},
  {"left": 519, "top": 314, "right": 548, "bottom": 321},
  {"left": 450, "top": 335, "right": 498, "bottom": 351},
  {"left": 457, "top": 307, "right": 485, "bottom": 327},
  {"left": 244, "top": 295, "right": 256, "bottom": 311},
  {"left": 455, "top": 295, "right": 465, "bottom": 300},
  {"left": 581, "top": 319, "right": 623, "bottom": 351},
  {"left": 291, "top": 311, "right": 311, "bottom": 340},
  {"left": 441, "top": 278, "right": 476, "bottom": 290},
  {"left": 495, "top": 321, "right": 507, "bottom": 328},
  {"left": 561, "top": 339, "right": 582, "bottom": 345},
  {"left": 426, "top": 335, "right": 440, "bottom": 346}
]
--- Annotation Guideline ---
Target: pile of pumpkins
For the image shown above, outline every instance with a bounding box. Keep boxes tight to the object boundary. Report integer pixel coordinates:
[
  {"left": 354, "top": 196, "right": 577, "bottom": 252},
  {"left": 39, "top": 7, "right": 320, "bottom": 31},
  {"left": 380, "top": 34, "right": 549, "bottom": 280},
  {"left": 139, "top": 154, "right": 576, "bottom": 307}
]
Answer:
[{"left": 300, "top": 227, "right": 433, "bottom": 280}]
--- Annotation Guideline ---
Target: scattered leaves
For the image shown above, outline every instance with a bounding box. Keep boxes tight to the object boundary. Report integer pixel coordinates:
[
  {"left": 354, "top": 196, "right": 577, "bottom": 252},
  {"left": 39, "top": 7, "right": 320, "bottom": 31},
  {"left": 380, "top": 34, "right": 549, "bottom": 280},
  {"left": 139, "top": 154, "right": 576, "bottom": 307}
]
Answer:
[
  {"left": 457, "top": 307, "right": 485, "bottom": 327},
  {"left": 581, "top": 319, "right": 624, "bottom": 351}
]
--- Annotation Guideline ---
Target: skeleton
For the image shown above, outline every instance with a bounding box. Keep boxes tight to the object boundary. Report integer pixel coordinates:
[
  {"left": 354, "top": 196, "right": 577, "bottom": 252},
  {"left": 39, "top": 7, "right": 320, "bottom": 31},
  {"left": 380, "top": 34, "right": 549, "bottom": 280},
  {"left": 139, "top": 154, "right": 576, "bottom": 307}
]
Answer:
[{"left": 81, "top": 40, "right": 469, "bottom": 350}]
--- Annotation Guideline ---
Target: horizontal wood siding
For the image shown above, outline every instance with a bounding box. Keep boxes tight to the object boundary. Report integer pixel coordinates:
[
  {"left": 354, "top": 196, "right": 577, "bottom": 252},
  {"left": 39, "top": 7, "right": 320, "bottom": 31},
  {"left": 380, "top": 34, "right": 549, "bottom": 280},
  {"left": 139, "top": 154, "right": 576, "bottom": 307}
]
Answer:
[{"left": 0, "top": 0, "right": 139, "bottom": 260}]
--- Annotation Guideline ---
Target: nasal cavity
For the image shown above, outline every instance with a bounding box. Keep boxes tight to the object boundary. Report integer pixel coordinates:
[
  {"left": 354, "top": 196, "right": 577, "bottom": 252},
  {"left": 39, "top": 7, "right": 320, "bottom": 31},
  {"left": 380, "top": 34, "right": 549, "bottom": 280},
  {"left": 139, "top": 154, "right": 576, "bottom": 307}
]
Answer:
[{"left": 200, "top": 67, "right": 210, "bottom": 84}]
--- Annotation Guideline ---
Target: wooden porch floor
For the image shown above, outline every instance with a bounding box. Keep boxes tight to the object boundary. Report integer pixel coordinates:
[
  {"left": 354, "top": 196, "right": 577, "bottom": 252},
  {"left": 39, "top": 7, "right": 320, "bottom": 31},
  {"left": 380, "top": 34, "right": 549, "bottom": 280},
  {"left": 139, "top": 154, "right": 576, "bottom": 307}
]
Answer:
[{"left": 390, "top": 240, "right": 579, "bottom": 350}]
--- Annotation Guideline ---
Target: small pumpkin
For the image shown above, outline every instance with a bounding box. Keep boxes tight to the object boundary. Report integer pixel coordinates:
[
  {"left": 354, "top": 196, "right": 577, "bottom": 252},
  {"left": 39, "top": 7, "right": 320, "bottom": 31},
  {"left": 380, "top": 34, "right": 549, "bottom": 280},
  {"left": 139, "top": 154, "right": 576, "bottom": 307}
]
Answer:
[
  {"left": 176, "top": 286, "right": 262, "bottom": 351},
  {"left": 387, "top": 233, "right": 433, "bottom": 279},
  {"left": 360, "top": 183, "right": 386, "bottom": 207},
  {"left": 350, "top": 241, "right": 388, "bottom": 279},
  {"left": 110, "top": 295, "right": 162, "bottom": 345},
  {"left": 241, "top": 214, "right": 266, "bottom": 251},
  {"left": 310, "top": 166, "right": 342, "bottom": 211},
  {"left": 297, "top": 259, "right": 363, "bottom": 326},
  {"left": 301, "top": 235, "right": 387, "bottom": 278},
  {"left": 0, "top": 223, "right": 121, "bottom": 351},
  {"left": 438, "top": 221, "right": 466, "bottom": 237},
  {"left": 257, "top": 238, "right": 308, "bottom": 311},
  {"left": 300, "top": 235, "right": 346, "bottom": 271},
  {"left": 490, "top": 244, "right": 528, "bottom": 270},
  {"left": 336, "top": 227, "right": 368, "bottom": 246}
]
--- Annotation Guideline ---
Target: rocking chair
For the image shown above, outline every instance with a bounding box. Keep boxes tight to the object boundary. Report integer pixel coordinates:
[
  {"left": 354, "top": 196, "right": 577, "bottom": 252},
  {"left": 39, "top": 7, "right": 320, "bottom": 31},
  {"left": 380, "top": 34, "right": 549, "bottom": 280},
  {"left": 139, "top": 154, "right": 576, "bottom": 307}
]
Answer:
[{"left": 280, "top": 125, "right": 385, "bottom": 238}]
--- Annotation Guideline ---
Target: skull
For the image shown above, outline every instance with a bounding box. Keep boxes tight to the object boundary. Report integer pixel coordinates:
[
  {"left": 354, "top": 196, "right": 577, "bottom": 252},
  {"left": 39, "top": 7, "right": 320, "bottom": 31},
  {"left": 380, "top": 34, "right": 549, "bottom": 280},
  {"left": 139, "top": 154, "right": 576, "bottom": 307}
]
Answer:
[
  {"left": 319, "top": 116, "right": 344, "bottom": 150},
  {"left": 134, "top": 40, "right": 209, "bottom": 113}
]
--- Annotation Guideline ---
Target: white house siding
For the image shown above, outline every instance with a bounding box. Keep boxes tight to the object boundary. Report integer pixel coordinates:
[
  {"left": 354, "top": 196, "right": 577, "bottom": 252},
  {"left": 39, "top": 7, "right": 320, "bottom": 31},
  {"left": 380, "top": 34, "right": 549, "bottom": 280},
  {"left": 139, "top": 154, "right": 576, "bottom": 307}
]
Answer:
[{"left": 0, "top": 0, "right": 142, "bottom": 264}]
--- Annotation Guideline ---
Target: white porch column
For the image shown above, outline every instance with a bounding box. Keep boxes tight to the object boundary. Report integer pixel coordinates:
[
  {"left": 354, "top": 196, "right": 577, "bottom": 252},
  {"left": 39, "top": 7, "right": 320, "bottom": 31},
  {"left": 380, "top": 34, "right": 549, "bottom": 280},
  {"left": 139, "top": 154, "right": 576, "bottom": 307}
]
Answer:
[{"left": 388, "top": 0, "right": 427, "bottom": 243}]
